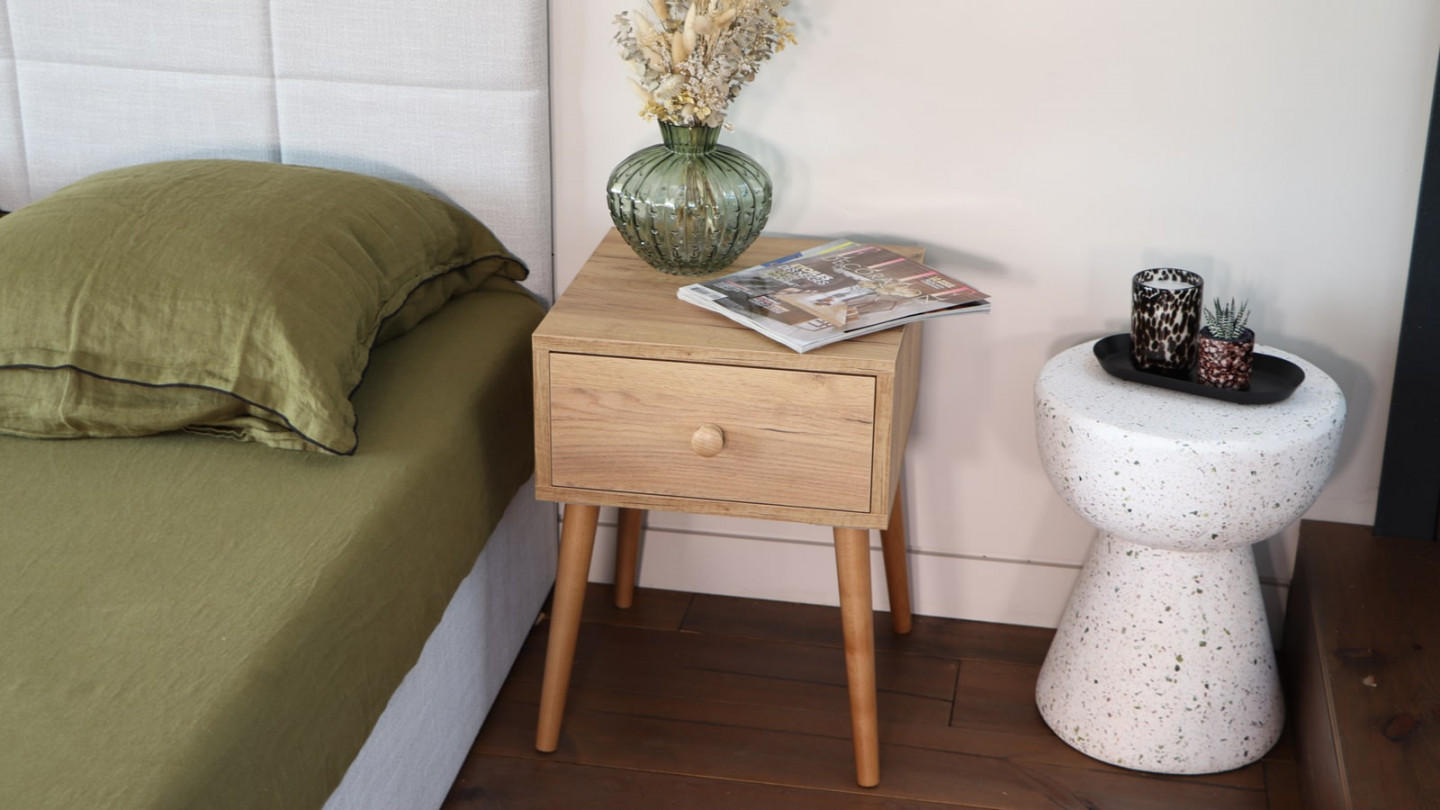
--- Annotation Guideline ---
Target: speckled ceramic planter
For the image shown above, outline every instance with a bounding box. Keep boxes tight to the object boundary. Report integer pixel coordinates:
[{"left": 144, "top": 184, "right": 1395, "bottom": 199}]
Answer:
[
  {"left": 1197, "top": 327, "right": 1255, "bottom": 390},
  {"left": 1032, "top": 339, "right": 1346, "bottom": 774}
]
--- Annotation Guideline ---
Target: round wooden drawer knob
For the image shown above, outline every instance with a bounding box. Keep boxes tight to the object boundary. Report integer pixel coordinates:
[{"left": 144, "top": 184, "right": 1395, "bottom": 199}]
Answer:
[{"left": 691, "top": 423, "right": 726, "bottom": 457}]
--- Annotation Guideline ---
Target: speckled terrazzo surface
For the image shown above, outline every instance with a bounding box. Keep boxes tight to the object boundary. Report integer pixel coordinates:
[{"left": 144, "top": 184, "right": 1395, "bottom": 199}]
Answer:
[
  {"left": 1036, "top": 536, "right": 1282, "bottom": 774},
  {"left": 1035, "top": 341, "right": 1346, "bottom": 552},
  {"left": 1033, "top": 339, "right": 1346, "bottom": 775}
]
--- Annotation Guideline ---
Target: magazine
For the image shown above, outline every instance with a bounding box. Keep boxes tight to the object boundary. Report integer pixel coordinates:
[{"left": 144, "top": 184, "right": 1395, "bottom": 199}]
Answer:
[{"left": 677, "top": 240, "right": 990, "bottom": 353}]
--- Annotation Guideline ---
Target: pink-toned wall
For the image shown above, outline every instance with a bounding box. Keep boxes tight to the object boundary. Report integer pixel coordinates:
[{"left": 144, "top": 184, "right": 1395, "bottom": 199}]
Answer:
[{"left": 548, "top": 0, "right": 1440, "bottom": 636}]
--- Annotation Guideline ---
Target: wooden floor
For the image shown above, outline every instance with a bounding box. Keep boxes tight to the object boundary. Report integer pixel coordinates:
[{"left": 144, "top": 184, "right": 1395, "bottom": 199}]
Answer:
[
  {"left": 443, "top": 586, "right": 1301, "bottom": 809},
  {"left": 1284, "top": 520, "right": 1440, "bottom": 809}
]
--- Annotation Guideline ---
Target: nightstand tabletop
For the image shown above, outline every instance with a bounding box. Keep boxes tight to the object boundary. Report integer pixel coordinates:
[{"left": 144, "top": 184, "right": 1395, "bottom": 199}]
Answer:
[{"left": 533, "top": 229, "right": 923, "bottom": 375}]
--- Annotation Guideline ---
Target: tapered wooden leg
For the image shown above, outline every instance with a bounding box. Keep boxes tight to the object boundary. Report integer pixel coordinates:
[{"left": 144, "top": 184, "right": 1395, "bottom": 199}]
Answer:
[
  {"left": 612, "top": 508, "right": 645, "bottom": 608},
  {"left": 535, "top": 503, "right": 601, "bottom": 753},
  {"left": 833, "top": 526, "right": 880, "bottom": 787},
  {"left": 879, "top": 482, "right": 913, "bottom": 635}
]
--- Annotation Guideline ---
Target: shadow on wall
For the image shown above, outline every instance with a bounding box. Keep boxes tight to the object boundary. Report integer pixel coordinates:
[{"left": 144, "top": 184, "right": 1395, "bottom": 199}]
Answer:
[{"left": 1260, "top": 333, "right": 1370, "bottom": 481}]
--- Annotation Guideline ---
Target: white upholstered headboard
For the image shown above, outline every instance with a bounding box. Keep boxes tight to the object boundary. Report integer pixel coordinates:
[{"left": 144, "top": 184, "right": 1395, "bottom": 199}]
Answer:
[{"left": 0, "top": 0, "right": 553, "bottom": 300}]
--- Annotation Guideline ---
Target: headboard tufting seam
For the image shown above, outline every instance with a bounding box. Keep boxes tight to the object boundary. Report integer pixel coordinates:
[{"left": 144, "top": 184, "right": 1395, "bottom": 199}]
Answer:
[
  {"left": 264, "top": 0, "right": 283, "bottom": 166},
  {"left": 0, "top": 0, "right": 32, "bottom": 206}
]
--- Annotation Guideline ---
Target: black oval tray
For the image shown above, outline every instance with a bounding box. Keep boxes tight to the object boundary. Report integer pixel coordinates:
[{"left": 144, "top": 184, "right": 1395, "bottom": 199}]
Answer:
[{"left": 1093, "top": 333, "right": 1304, "bottom": 404}]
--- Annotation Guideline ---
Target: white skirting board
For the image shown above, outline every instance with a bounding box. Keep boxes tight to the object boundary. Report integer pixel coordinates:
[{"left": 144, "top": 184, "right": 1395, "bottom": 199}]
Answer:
[{"left": 578, "top": 510, "right": 1291, "bottom": 647}]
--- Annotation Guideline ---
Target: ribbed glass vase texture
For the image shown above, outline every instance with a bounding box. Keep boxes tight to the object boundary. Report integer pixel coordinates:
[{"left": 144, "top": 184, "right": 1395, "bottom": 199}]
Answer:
[{"left": 607, "top": 122, "right": 772, "bottom": 276}]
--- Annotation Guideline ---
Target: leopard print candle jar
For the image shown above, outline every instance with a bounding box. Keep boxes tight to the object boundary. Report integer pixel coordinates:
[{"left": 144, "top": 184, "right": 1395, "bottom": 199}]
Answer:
[{"left": 1131, "top": 268, "right": 1204, "bottom": 375}]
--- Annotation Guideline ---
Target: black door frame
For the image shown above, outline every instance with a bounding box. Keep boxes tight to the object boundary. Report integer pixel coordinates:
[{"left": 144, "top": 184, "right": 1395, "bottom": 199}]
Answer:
[{"left": 1375, "top": 51, "right": 1440, "bottom": 541}]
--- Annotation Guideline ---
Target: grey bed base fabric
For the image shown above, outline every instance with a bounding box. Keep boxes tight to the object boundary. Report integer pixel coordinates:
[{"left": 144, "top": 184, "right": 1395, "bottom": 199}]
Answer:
[{"left": 324, "top": 478, "right": 554, "bottom": 810}]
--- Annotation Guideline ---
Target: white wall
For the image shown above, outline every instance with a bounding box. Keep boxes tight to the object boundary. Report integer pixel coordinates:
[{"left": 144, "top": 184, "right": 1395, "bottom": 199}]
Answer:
[{"left": 549, "top": 1, "right": 1440, "bottom": 632}]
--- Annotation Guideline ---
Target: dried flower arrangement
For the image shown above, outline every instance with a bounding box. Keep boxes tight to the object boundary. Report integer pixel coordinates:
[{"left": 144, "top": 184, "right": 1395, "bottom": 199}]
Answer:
[{"left": 614, "top": 0, "right": 796, "bottom": 129}]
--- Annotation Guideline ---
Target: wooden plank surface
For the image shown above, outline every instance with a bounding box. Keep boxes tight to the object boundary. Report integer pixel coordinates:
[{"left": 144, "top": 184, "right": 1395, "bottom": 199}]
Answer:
[
  {"left": 1284, "top": 520, "right": 1440, "bottom": 810},
  {"left": 447, "top": 756, "right": 969, "bottom": 810},
  {"left": 532, "top": 231, "right": 926, "bottom": 529},
  {"left": 548, "top": 354, "right": 875, "bottom": 512},
  {"left": 532, "top": 229, "right": 923, "bottom": 375},
  {"left": 681, "top": 592, "right": 1058, "bottom": 666},
  {"left": 446, "top": 586, "right": 1297, "bottom": 809},
  {"left": 577, "top": 581, "right": 692, "bottom": 630},
  {"left": 878, "top": 326, "right": 923, "bottom": 515}
]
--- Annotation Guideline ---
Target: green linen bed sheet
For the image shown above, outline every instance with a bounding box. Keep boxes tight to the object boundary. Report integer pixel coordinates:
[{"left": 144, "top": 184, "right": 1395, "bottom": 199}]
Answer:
[{"left": 0, "top": 278, "right": 545, "bottom": 810}]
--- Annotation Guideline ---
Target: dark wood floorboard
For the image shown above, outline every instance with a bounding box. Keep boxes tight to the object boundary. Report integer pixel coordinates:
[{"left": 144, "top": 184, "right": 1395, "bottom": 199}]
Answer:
[
  {"left": 444, "top": 587, "right": 1299, "bottom": 809},
  {"left": 1283, "top": 520, "right": 1440, "bottom": 809}
]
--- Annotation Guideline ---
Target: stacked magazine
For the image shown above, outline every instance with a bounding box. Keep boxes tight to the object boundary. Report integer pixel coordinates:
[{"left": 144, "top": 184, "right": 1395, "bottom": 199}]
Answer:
[{"left": 677, "top": 240, "right": 990, "bottom": 353}]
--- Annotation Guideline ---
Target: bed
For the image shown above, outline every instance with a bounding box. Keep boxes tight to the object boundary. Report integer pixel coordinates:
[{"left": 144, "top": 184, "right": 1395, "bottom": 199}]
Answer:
[{"left": 0, "top": 3, "right": 555, "bottom": 809}]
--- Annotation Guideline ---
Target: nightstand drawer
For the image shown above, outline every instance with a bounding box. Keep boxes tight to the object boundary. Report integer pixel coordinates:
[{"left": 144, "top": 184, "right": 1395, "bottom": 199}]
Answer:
[{"left": 548, "top": 354, "right": 875, "bottom": 512}]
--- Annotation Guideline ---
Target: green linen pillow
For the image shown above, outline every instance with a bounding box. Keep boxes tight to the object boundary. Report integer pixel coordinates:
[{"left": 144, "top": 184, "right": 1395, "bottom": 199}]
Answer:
[{"left": 0, "top": 159, "right": 528, "bottom": 454}]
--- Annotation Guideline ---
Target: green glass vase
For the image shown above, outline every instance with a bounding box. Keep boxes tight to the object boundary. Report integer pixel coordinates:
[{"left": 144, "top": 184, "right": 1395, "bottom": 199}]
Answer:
[{"left": 606, "top": 122, "right": 773, "bottom": 276}]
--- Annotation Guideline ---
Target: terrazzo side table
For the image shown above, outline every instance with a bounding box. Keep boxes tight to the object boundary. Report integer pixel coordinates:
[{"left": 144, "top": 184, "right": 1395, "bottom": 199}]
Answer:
[{"left": 1033, "top": 339, "right": 1345, "bottom": 774}]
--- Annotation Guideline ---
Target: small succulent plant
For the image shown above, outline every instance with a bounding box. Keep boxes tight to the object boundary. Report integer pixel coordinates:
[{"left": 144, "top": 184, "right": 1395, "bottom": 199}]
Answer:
[{"left": 1203, "top": 297, "right": 1251, "bottom": 341}]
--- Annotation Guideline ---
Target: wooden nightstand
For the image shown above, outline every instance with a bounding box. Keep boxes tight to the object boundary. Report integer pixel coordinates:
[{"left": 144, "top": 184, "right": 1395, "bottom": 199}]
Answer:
[{"left": 532, "top": 229, "right": 923, "bottom": 787}]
